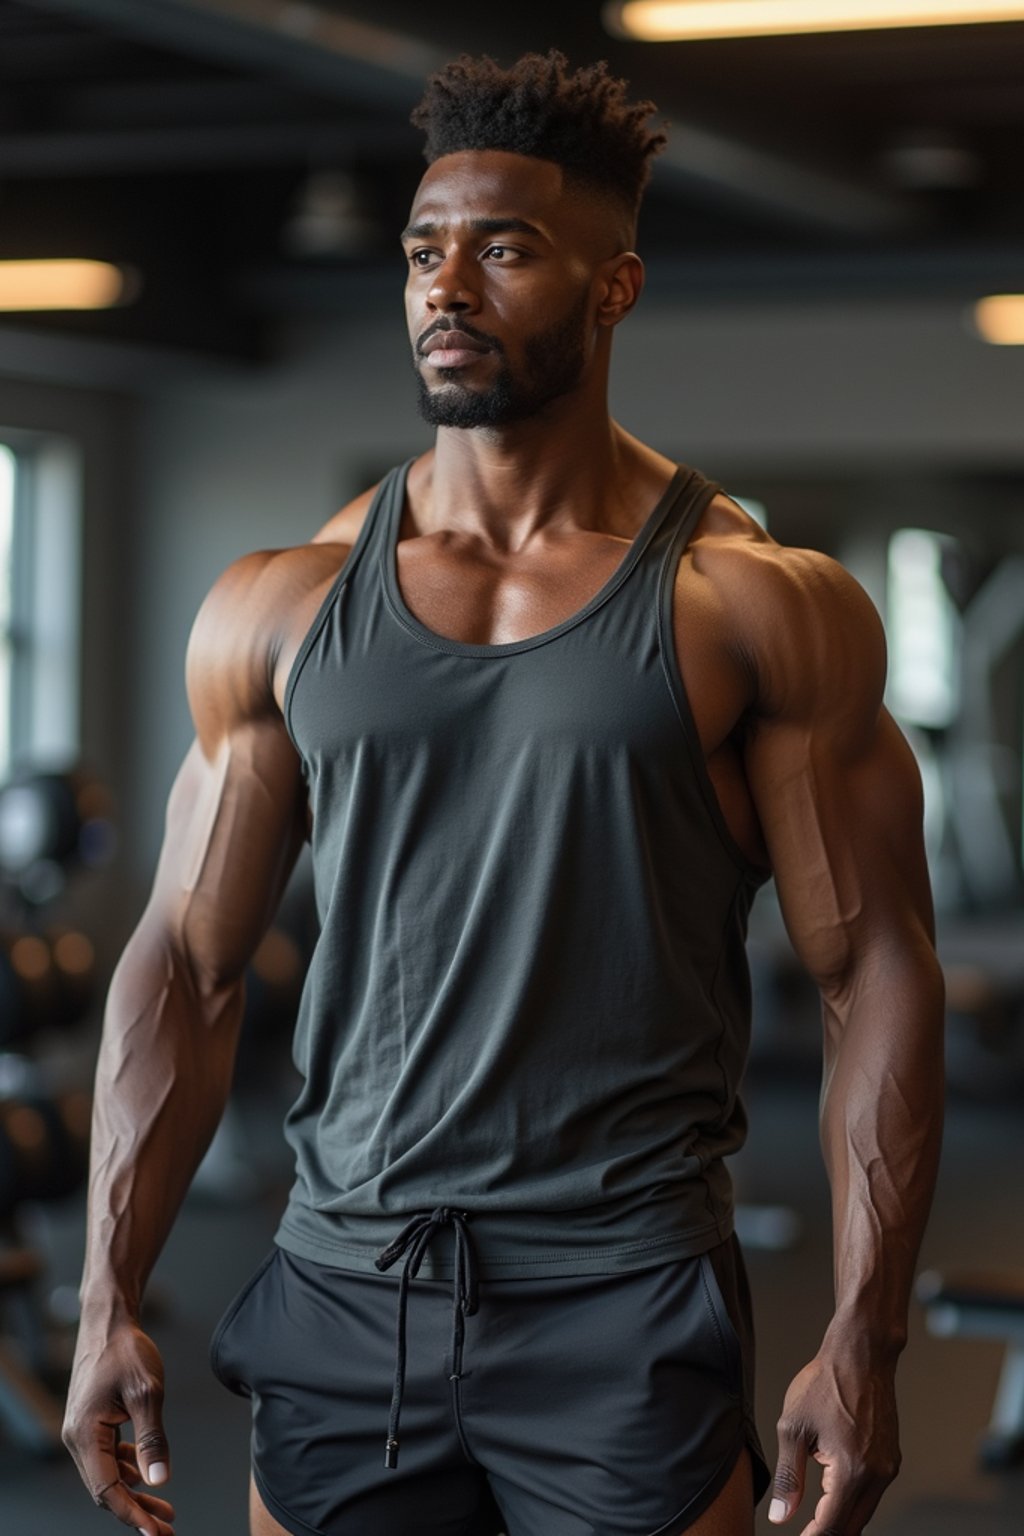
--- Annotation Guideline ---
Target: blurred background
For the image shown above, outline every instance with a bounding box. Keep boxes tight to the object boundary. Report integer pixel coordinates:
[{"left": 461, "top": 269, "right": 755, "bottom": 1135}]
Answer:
[{"left": 1, "top": 2, "right": 1023, "bottom": 1533}]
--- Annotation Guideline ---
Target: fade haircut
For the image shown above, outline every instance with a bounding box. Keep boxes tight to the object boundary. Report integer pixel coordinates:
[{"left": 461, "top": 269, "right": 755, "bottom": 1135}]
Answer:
[{"left": 410, "top": 50, "right": 667, "bottom": 238}]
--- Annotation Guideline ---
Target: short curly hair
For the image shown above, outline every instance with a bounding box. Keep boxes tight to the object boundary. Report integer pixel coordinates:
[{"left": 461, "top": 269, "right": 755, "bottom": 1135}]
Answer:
[{"left": 410, "top": 51, "right": 667, "bottom": 232}]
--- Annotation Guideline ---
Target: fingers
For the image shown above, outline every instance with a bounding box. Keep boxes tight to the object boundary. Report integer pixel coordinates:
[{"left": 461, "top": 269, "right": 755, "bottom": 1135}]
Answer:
[
  {"left": 116, "top": 1440, "right": 154, "bottom": 1486},
  {"left": 90, "top": 1465, "right": 176, "bottom": 1535},
  {"left": 99, "top": 1425, "right": 174, "bottom": 1536},
  {"left": 796, "top": 1453, "right": 893, "bottom": 1536},
  {"left": 123, "top": 1374, "right": 171, "bottom": 1489},
  {"left": 769, "top": 1413, "right": 808, "bottom": 1524},
  {"left": 774, "top": 1458, "right": 890, "bottom": 1536},
  {"left": 64, "top": 1405, "right": 172, "bottom": 1533},
  {"left": 63, "top": 1326, "right": 175, "bottom": 1531},
  {"left": 769, "top": 1436, "right": 897, "bottom": 1536}
]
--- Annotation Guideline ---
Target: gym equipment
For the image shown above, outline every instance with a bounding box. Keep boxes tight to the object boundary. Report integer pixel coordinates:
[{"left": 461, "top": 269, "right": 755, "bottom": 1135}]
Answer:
[
  {"left": 937, "top": 915, "right": 1024, "bottom": 1101},
  {"left": 0, "top": 764, "right": 110, "bottom": 1453},
  {"left": 917, "top": 1267, "right": 1024, "bottom": 1469},
  {"left": 0, "top": 767, "right": 115, "bottom": 887},
  {"left": 0, "top": 1244, "right": 64, "bottom": 1456},
  {"left": 0, "top": 1080, "right": 91, "bottom": 1214},
  {"left": 0, "top": 927, "right": 97, "bottom": 1049}
]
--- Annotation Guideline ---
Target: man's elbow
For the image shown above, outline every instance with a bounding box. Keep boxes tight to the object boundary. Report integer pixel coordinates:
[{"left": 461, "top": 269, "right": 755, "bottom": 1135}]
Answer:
[
  {"left": 115, "top": 909, "right": 247, "bottom": 1025},
  {"left": 816, "top": 924, "right": 946, "bottom": 1024}
]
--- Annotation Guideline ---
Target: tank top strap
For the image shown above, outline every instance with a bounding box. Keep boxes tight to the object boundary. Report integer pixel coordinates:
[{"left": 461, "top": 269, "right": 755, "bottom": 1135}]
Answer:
[
  {"left": 368, "top": 458, "right": 716, "bottom": 594},
  {"left": 357, "top": 457, "right": 719, "bottom": 651},
  {"left": 282, "top": 460, "right": 411, "bottom": 732},
  {"left": 584, "top": 463, "right": 721, "bottom": 648},
  {"left": 356, "top": 458, "right": 413, "bottom": 576},
  {"left": 644, "top": 463, "right": 723, "bottom": 571}
]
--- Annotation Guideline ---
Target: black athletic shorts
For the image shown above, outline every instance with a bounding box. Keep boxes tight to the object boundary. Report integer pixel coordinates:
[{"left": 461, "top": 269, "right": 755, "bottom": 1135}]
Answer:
[{"left": 210, "top": 1231, "right": 770, "bottom": 1536}]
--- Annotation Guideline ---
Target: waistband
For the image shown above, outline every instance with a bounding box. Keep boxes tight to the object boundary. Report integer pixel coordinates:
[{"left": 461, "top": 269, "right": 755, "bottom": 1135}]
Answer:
[{"left": 275, "top": 1179, "right": 736, "bottom": 1281}]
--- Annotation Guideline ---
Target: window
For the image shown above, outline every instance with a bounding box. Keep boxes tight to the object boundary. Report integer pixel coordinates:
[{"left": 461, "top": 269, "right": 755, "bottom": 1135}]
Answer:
[
  {"left": 0, "top": 434, "right": 82, "bottom": 783},
  {"left": 886, "top": 527, "right": 961, "bottom": 730},
  {"left": 1, "top": 442, "right": 19, "bottom": 779}
]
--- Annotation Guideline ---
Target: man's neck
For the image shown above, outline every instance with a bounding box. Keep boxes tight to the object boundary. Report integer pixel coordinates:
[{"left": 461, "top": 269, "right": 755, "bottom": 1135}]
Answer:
[{"left": 421, "top": 409, "right": 667, "bottom": 549}]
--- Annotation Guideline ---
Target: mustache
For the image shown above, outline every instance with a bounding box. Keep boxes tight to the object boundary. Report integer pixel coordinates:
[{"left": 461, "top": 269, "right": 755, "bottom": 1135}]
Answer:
[{"left": 415, "top": 319, "right": 504, "bottom": 357}]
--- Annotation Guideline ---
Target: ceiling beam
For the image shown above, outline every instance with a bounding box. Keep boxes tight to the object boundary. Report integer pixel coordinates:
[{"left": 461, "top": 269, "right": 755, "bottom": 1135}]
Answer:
[
  {"left": 17, "top": 0, "right": 440, "bottom": 104},
  {"left": 655, "top": 127, "right": 925, "bottom": 238},
  {"left": 21, "top": 0, "right": 925, "bottom": 236},
  {"left": 58, "top": 76, "right": 310, "bottom": 128},
  {"left": 0, "top": 120, "right": 411, "bottom": 175}
]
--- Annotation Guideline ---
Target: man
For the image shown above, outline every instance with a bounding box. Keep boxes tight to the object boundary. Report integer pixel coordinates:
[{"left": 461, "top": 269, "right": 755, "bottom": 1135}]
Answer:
[{"left": 63, "top": 51, "right": 944, "bottom": 1536}]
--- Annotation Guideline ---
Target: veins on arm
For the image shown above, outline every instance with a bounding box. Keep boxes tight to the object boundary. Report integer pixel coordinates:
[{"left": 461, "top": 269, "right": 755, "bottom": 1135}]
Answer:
[{"left": 736, "top": 546, "right": 944, "bottom": 1345}]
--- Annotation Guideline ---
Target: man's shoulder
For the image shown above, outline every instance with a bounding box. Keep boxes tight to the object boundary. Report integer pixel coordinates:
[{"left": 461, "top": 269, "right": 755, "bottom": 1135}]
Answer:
[
  {"left": 198, "top": 469, "right": 400, "bottom": 644},
  {"left": 685, "top": 497, "right": 886, "bottom": 720},
  {"left": 184, "top": 539, "right": 353, "bottom": 729},
  {"left": 689, "top": 496, "right": 872, "bottom": 622},
  {"left": 691, "top": 493, "right": 837, "bottom": 585},
  {"left": 193, "top": 542, "right": 344, "bottom": 642},
  {"left": 311, "top": 479, "right": 382, "bottom": 548},
  {"left": 186, "top": 471, "right": 404, "bottom": 724}
]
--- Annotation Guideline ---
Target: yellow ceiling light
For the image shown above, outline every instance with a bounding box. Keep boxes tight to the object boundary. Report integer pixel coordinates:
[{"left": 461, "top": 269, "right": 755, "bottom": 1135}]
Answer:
[
  {"left": 606, "top": 1, "right": 1024, "bottom": 41},
  {"left": 0, "top": 260, "right": 130, "bottom": 312},
  {"left": 972, "top": 295, "right": 1024, "bottom": 345}
]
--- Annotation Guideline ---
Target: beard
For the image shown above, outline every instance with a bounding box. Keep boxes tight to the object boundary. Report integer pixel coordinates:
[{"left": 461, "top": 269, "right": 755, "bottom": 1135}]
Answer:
[{"left": 413, "top": 290, "right": 590, "bottom": 429}]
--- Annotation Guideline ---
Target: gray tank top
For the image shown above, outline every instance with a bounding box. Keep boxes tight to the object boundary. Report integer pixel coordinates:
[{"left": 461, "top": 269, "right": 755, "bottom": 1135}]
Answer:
[{"left": 275, "top": 459, "right": 767, "bottom": 1280}]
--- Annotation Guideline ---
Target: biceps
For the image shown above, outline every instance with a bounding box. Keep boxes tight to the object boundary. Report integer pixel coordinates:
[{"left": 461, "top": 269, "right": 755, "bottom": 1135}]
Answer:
[
  {"left": 147, "top": 725, "right": 306, "bottom": 991},
  {"left": 746, "top": 709, "right": 933, "bottom": 988}
]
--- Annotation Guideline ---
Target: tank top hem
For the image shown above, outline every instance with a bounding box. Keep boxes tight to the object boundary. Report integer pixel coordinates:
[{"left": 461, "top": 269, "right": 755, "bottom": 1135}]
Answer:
[{"left": 273, "top": 1207, "right": 734, "bottom": 1281}]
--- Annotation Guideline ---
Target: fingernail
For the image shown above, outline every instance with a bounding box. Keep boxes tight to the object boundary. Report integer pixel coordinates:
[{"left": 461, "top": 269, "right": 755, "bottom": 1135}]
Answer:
[
  {"left": 769, "top": 1498, "right": 788, "bottom": 1523},
  {"left": 147, "top": 1461, "right": 168, "bottom": 1484}
]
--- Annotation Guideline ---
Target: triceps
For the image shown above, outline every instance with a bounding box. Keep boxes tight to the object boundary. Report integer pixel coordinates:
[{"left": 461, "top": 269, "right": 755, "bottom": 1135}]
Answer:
[{"left": 152, "top": 726, "right": 307, "bottom": 997}]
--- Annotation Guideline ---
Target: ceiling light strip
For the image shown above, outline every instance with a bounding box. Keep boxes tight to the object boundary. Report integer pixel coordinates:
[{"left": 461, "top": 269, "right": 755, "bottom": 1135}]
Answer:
[
  {"left": 973, "top": 295, "right": 1024, "bottom": 345},
  {"left": 607, "top": 1, "right": 1024, "bottom": 41},
  {"left": 0, "top": 260, "right": 127, "bottom": 311}
]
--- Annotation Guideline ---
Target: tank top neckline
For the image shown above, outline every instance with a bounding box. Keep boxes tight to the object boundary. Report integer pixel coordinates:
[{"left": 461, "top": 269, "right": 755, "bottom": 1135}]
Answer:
[{"left": 379, "top": 458, "right": 691, "bottom": 659}]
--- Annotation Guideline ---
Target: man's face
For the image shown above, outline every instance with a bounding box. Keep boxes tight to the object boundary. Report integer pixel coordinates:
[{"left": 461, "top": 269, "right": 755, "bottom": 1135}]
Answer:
[{"left": 402, "top": 151, "right": 613, "bottom": 429}]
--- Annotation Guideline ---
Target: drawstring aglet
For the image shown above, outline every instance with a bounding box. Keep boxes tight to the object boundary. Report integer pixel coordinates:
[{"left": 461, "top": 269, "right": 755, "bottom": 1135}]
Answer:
[{"left": 385, "top": 1436, "right": 400, "bottom": 1469}]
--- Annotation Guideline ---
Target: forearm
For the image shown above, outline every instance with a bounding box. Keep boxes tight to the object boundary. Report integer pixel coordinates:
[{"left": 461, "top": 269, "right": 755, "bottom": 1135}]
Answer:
[
  {"left": 80, "top": 920, "right": 244, "bottom": 1327},
  {"left": 819, "top": 937, "right": 945, "bottom": 1362}
]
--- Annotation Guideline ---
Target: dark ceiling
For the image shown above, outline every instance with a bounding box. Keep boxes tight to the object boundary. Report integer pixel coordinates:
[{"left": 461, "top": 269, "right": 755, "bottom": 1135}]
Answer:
[{"left": 2, "top": 0, "right": 1024, "bottom": 361}]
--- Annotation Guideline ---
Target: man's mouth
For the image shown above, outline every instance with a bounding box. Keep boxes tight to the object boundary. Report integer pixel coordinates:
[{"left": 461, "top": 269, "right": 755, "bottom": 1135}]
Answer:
[{"left": 419, "top": 329, "right": 492, "bottom": 368}]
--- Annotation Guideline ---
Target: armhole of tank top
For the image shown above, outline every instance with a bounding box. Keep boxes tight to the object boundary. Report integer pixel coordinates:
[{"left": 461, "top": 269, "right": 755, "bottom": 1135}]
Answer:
[
  {"left": 282, "top": 466, "right": 402, "bottom": 744},
  {"left": 657, "top": 482, "right": 765, "bottom": 884}
]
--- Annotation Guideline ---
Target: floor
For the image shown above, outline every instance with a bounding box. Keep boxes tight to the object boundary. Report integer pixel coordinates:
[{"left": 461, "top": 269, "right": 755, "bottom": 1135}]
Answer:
[{"left": 1, "top": 1071, "right": 1022, "bottom": 1536}]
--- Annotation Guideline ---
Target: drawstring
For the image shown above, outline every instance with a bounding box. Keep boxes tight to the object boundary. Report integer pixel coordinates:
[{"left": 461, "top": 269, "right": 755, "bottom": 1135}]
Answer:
[{"left": 374, "top": 1207, "right": 479, "bottom": 1469}]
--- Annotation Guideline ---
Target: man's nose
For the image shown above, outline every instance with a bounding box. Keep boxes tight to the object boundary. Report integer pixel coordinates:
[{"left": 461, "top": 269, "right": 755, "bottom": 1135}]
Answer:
[{"left": 426, "top": 255, "right": 479, "bottom": 314}]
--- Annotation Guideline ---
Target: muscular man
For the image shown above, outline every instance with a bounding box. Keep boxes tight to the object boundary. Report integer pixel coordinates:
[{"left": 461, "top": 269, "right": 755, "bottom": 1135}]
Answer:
[{"left": 63, "top": 52, "right": 944, "bottom": 1536}]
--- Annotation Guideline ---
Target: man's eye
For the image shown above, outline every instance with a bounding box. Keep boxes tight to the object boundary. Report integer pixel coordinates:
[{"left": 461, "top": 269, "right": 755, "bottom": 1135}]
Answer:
[
  {"left": 409, "top": 250, "right": 435, "bottom": 267},
  {"left": 485, "top": 246, "right": 514, "bottom": 261}
]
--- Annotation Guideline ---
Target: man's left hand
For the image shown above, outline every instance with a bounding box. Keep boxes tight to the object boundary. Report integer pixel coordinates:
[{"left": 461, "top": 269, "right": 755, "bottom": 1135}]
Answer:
[{"left": 768, "top": 1346, "right": 901, "bottom": 1536}]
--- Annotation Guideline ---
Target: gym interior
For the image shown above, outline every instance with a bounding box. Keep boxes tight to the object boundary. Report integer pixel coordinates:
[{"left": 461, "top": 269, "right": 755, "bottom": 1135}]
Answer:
[{"left": 1, "top": 4, "right": 1023, "bottom": 1533}]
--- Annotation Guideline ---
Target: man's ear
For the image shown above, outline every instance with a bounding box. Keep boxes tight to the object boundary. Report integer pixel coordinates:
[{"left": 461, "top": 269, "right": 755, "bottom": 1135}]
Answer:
[{"left": 594, "top": 252, "right": 645, "bottom": 327}]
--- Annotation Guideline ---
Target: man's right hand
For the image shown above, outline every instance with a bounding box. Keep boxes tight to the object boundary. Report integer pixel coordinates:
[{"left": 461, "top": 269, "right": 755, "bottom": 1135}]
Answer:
[{"left": 63, "top": 1321, "right": 176, "bottom": 1535}]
